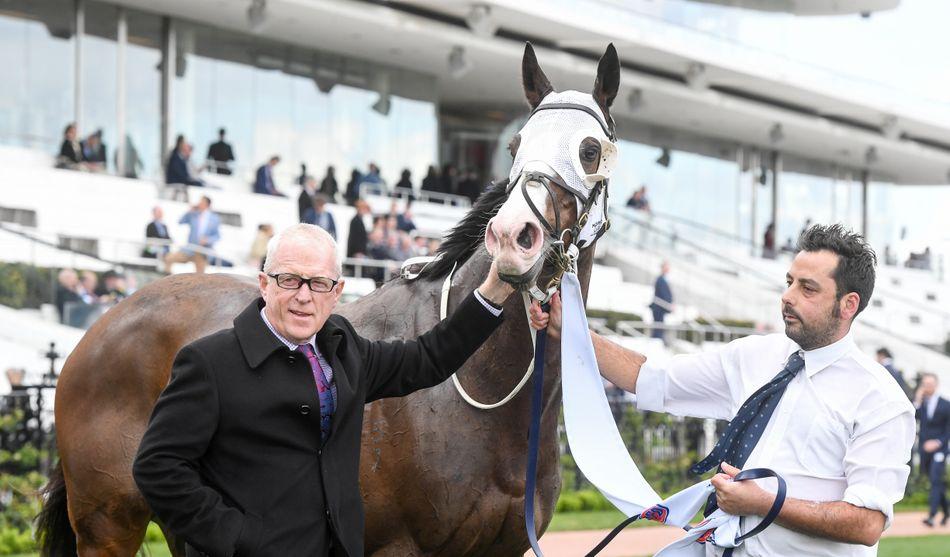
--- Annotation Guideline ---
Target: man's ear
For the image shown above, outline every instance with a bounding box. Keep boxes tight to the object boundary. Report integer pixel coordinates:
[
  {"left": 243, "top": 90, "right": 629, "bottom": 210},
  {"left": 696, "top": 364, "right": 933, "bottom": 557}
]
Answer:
[
  {"left": 258, "top": 272, "right": 269, "bottom": 298},
  {"left": 841, "top": 292, "right": 860, "bottom": 321}
]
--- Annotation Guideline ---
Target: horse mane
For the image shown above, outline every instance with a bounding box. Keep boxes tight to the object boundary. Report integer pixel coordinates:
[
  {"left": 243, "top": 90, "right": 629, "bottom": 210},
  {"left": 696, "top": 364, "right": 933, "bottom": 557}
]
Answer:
[{"left": 417, "top": 179, "right": 510, "bottom": 280}]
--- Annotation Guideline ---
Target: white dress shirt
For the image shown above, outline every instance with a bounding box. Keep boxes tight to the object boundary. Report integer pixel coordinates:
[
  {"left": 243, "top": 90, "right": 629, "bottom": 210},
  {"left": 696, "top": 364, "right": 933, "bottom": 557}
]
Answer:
[{"left": 635, "top": 331, "right": 915, "bottom": 557}]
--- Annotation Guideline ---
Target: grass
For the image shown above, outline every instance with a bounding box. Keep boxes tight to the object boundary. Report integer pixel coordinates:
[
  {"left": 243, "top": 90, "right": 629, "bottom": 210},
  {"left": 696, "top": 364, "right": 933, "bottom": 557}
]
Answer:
[
  {"left": 878, "top": 535, "right": 950, "bottom": 557},
  {"left": 11, "top": 542, "right": 171, "bottom": 557}
]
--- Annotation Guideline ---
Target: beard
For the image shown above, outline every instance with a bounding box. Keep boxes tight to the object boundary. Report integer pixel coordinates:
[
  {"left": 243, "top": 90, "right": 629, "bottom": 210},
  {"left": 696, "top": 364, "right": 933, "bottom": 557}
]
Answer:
[{"left": 783, "top": 302, "right": 841, "bottom": 350}]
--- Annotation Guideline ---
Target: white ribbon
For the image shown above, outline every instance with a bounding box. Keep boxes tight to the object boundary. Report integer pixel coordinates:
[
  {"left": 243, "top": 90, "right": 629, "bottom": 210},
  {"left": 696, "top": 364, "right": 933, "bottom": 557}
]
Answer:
[{"left": 560, "top": 272, "right": 744, "bottom": 556}]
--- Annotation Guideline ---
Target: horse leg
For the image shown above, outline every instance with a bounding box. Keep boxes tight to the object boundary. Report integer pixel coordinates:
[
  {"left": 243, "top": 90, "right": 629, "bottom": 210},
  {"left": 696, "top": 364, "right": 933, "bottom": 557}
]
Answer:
[{"left": 65, "top": 475, "right": 152, "bottom": 557}]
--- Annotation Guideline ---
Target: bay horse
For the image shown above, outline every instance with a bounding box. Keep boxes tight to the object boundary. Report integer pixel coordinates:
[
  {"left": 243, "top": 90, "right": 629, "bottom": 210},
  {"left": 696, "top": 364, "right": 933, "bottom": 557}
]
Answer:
[{"left": 37, "top": 42, "right": 620, "bottom": 556}]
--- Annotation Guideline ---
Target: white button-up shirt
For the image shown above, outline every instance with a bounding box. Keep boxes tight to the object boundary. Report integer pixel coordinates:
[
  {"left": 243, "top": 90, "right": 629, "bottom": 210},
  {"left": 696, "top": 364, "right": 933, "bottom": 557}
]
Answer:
[{"left": 635, "top": 331, "right": 915, "bottom": 557}]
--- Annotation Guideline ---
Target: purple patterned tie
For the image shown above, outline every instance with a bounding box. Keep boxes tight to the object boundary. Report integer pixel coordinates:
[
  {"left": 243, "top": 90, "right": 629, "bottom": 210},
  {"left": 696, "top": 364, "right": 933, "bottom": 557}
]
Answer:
[{"left": 298, "top": 344, "right": 335, "bottom": 444}]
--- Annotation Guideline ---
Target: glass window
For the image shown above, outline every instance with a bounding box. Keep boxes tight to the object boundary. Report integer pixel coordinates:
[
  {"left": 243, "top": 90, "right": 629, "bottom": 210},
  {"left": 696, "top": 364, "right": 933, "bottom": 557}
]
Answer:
[{"left": 0, "top": 0, "right": 75, "bottom": 153}]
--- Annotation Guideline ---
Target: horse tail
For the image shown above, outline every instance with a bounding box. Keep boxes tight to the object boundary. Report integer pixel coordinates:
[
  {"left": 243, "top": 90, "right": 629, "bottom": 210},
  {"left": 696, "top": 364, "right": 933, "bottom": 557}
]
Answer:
[{"left": 36, "top": 461, "right": 77, "bottom": 557}]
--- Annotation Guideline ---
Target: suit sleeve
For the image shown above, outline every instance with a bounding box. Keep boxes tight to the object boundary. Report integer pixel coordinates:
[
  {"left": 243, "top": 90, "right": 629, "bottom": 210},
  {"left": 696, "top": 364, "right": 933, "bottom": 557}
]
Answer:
[
  {"left": 353, "top": 291, "right": 504, "bottom": 402},
  {"left": 133, "top": 345, "right": 261, "bottom": 557}
]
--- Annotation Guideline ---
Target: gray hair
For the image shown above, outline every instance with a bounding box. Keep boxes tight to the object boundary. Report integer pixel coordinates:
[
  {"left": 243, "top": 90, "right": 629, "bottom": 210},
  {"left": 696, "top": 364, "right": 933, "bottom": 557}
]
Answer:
[{"left": 262, "top": 223, "right": 341, "bottom": 277}]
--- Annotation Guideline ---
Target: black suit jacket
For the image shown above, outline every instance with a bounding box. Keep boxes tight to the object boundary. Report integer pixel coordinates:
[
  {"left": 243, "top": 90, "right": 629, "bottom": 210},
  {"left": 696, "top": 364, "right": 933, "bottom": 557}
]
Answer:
[
  {"left": 146, "top": 221, "right": 172, "bottom": 241},
  {"left": 133, "top": 293, "right": 503, "bottom": 557},
  {"left": 917, "top": 396, "right": 950, "bottom": 455},
  {"left": 346, "top": 215, "right": 368, "bottom": 258}
]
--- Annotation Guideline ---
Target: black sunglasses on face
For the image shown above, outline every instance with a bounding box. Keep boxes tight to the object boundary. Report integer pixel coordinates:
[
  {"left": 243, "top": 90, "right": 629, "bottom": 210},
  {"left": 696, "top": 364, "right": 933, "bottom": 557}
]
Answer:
[{"left": 268, "top": 273, "right": 340, "bottom": 293}]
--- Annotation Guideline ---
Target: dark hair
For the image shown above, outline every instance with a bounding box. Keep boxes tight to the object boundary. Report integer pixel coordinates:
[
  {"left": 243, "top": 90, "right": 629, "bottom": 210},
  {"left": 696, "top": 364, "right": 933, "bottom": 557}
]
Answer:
[
  {"left": 876, "top": 347, "right": 892, "bottom": 358},
  {"left": 797, "top": 223, "right": 876, "bottom": 318}
]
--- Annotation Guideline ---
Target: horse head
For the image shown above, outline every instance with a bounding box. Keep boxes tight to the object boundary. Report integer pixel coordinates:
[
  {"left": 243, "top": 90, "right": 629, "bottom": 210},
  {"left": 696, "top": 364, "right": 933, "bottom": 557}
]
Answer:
[{"left": 486, "top": 42, "right": 620, "bottom": 295}]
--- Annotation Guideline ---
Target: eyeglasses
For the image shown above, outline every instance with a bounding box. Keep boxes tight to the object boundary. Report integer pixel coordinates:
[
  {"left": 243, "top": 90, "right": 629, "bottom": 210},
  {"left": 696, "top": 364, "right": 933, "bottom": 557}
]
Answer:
[{"left": 268, "top": 273, "right": 340, "bottom": 293}]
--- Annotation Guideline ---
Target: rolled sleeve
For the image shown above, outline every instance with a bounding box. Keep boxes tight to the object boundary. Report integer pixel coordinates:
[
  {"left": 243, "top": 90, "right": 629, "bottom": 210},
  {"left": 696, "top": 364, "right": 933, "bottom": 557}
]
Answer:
[
  {"left": 634, "top": 347, "right": 736, "bottom": 420},
  {"left": 842, "top": 401, "right": 916, "bottom": 529},
  {"left": 634, "top": 362, "right": 666, "bottom": 412}
]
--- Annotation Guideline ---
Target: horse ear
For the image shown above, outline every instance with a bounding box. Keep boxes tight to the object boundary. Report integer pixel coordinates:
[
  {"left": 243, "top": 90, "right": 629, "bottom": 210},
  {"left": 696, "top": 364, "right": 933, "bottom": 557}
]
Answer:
[
  {"left": 593, "top": 43, "right": 620, "bottom": 116},
  {"left": 522, "top": 42, "right": 554, "bottom": 109}
]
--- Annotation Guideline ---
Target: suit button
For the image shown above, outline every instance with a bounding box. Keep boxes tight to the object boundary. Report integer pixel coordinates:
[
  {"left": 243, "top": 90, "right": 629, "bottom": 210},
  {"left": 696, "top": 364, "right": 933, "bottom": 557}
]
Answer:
[
  {"left": 287, "top": 355, "right": 297, "bottom": 365},
  {"left": 299, "top": 404, "right": 311, "bottom": 415}
]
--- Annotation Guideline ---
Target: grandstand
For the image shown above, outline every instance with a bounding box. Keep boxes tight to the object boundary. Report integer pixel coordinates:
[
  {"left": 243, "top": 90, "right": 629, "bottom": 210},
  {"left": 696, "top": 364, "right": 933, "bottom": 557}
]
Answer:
[{"left": 1, "top": 0, "right": 949, "bottom": 399}]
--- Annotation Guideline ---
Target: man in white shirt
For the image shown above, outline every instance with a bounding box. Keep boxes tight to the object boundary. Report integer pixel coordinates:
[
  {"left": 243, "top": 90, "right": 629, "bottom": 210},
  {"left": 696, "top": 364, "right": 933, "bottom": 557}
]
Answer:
[{"left": 531, "top": 224, "right": 915, "bottom": 556}]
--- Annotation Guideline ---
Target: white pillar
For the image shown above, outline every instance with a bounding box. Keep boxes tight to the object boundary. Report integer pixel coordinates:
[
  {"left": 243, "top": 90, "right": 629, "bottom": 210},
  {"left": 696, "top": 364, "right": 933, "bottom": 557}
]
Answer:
[
  {"left": 116, "top": 8, "right": 127, "bottom": 176},
  {"left": 160, "top": 17, "right": 176, "bottom": 165},
  {"left": 74, "top": 0, "right": 84, "bottom": 132}
]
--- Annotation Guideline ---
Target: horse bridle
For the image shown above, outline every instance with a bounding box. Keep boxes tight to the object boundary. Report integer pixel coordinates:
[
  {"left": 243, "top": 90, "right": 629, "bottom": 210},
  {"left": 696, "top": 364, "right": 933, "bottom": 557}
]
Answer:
[{"left": 507, "top": 101, "right": 616, "bottom": 303}]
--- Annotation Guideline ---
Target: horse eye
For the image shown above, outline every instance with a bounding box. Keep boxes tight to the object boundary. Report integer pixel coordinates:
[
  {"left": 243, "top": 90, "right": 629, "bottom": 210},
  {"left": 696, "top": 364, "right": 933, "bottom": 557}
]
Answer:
[{"left": 583, "top": 148, "right": 598, "bottom": 160}]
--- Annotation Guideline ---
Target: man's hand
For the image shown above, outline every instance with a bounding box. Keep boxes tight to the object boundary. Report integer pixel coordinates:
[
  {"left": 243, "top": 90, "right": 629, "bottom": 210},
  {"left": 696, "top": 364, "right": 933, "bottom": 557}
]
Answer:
[
  {"left": 923, "top": 439, "right": 942, "bottom": 453},
  {"left": 529, "top": 292, "right": 562, "bottom": 339},
  {"left": 711, "top": 462, "right": 774, "bottom": 517},
  {"left": 477, "top": 260, "right": 516, "bottom": 306}
]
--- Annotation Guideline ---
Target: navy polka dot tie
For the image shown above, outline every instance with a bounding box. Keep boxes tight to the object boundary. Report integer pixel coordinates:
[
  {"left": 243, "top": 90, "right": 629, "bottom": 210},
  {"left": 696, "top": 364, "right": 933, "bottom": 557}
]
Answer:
[{"left": 691, "top": 351, "right": 805, "bottom": 477}]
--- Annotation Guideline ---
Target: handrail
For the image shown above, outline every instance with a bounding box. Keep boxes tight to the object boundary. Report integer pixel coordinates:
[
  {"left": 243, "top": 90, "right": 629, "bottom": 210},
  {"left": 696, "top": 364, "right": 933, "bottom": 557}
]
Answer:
[{"left": 362, "top": 184, "right": 472, "bottom": 208}]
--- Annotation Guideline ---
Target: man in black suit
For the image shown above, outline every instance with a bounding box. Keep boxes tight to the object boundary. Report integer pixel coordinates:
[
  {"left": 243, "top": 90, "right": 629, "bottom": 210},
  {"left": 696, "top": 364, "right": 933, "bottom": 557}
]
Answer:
[
  {"left": 133, "top": 223, "right": 513, "bottom": 556},
  {"left": 144, "top": 206, "right": 172, "bottom": 258},
  {"left": 346, "top": 199, "right": 371, "bottom": 259},
  {"left": 876, "top": 347, "right": 911, "bottom": 400},
  {"left": 57, "top": 123, "right": 84, "bottom": 169},
  {"left": 649, "top": 261, "right": 673, "bottom": 341},
  {"left": 206, "top": 128, "right": 235, "bottom": 175},
  {"left": 915, "top": 372, "right": 950, "bottom": 526}
]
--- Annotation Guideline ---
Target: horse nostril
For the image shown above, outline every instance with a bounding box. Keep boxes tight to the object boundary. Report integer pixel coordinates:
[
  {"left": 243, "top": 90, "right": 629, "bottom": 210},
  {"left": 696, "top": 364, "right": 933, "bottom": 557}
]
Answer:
[{"left": 517, "top": 225, "right": 535, "bottom": 250}]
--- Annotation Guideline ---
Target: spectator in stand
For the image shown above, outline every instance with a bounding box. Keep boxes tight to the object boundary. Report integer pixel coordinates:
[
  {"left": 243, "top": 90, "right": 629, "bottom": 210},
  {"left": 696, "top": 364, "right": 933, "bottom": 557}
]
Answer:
[
  {"left": 346, "top": 200, "right": 372, "bottom": 259},
  {"left": 649, "top": 261, "right": 673, "bottom": 341},
  {"left": 320, "top": 166, "right": 338, "bottom": 203},
  {"left": 876, "top": 348, "right": 911, "bottom": 400},
  {"left": 304, "top": 195, "right": 337, "bottom": 240},
  {"left": 427, "top": 238, "right": 441, "bottom": 255},
  {"left": 395, "top": 168, "right": 413, "bottom": 193},
  {"left": 763, "top": 222, "right": 777, "bottom": 259},
  {"left": 78, "top": 271, "right": 99, "bottom": 304},
  {"left": 57, "top": 123, "right": 85, "bottom": 169},
  {"left": 54, "top": 269, "right": 84, "bottom": 323},
  {"left": 164, "top": 196, "right": 220, "bottom": 274},
  {"left": 82, "top": 129, "right": 107, "bottom": 172},
  {"left": 144, "top": 206, "right": 173, "bottom": 259},
  {"left": 298, "top": 177, "right": 317, "bottom": 222},
  {"left": 97, "top": 270, "right": 128, "bottom": 303},
  {"left": 359, "top": 162, "right": 385, "bottom": 195},
  {"left": 440, "top": 163, "right": 458, "bottom": 197},
  {"left": 397, "top": 203, "right": 417, "bottom": 233},
  {"left": 914, "top": 373, "right": 950, "bottom": 527},
  {"left": 411, "top": 235, "right": 430, "bottom": 257},
  {"left": 248, "top": 224, "right": 274, "bottom": 271},
  {"left": 166, "top": 138, "right": 205, "bottom": 187},
  {"left": 206, "top": 128, "right": 235, "bottom": 175},
  {"left": 254, "top": 156, "right": 284, "bottom": 196},
  {"left": 421, "top": 165, "right": 440, "bottom": 197},
  {"left": 458, "top": 170, "right": 481, "bottom": 203},
  {"left": 625, "top": 185, "right": 651, "bottom": 213},
  {"left": 344, "top": 168, "right": 362, "bottom": 205}
]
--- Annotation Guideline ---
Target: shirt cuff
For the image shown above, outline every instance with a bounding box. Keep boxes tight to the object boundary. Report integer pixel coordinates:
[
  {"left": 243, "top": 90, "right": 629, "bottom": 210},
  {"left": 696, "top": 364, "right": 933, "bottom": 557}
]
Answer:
[
  {"left": 634, "top": 362, "right": 665, "bottom": 412},
  {"left": 473, "top": 289, "right": 503, "bottom": 317},
  {"left": 842, "top": 484, "right": 894, "bottom": 530}
]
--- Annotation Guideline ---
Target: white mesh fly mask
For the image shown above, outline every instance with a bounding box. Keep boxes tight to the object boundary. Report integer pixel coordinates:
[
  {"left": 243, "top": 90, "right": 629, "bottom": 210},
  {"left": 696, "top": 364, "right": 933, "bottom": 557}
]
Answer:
[{"left": 507, "top": 91, "right": 617, "bottom": 249}]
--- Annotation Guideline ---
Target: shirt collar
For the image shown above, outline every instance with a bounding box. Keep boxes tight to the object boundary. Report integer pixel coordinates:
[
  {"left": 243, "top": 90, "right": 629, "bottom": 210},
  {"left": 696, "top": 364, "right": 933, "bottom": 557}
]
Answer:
[
  {"left": 260, "top": 306, "right": 315, "bottom": 352},
  {"left": 800, "top": 330, "right": 855, "bottom": 377}
]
